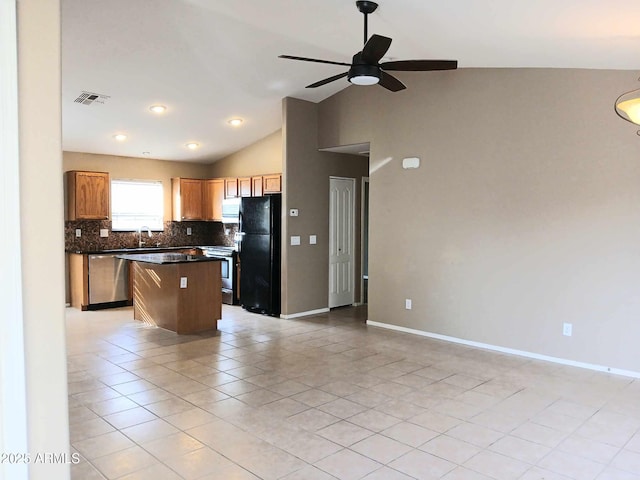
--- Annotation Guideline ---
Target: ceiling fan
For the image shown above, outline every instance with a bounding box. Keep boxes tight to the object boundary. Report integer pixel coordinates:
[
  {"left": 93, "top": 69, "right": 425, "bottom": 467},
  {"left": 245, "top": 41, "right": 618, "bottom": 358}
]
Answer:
[{"left": 279, "top": 1, "right": 457, "bottom": 92}]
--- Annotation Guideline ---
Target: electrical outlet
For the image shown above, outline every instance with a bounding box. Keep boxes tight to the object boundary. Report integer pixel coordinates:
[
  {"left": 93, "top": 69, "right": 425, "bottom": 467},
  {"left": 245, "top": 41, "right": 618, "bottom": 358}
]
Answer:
[
  {"left": 75, "top": 229, "right": 81, "bottom": 238},
  {"left": 405, "top": 299, "right": 412, "bottom": 310},
  {"left": 180, "top": 277, "right": 188, "bottom": 288},
  {"left": 100, "top": 228, "right": 109, "bottom": 238},
  {"left": 290, "top": 235, "right": 300, "bottom": 246},
  {"left": 309, "top": 234, "right": 317, "bottom": 245},
  {"left": 563, "top": 322, "right": 573, "bottom": 336},
  {"left": 289, "top": 208, "right": 299, "bottom": 217},
  {"left": 186, "top": 227, "right": 192, "bottom": 236}
]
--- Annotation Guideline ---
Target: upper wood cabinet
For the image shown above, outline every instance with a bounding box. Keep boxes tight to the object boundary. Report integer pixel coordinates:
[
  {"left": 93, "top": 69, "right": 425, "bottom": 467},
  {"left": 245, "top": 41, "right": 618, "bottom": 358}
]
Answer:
[
  {"left": 203, "top": 179, "right": 224, "bottom": 221},
  {"left": 224, "top": 178, "right": 238, "bottom": 198},
  {"left": 263, "top": 174, "right": 282, "bottom": 194},
  {"left": 238, "top": 177, "right": 252, "bottom": 197},
  {"left": 172, "top": 174, "right": 281, "bottom": 221},
  {"left": 172, "top": 178, "right": 204, "bottom": 221},
  {"left": 66, "top": 170, "right": 110, "bottom": 220},
  {"left": 251, "top": 176, "right": 263, "bottom": 197}
]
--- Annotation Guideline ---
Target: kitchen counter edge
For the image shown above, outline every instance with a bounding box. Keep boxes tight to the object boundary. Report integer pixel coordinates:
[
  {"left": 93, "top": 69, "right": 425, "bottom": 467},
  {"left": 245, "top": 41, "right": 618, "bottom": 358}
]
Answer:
[
  {"left": 116, "top": 253, "right": 226, "bottom": 265},
  {"left": 66, "top": 245, "right": 233, "bottom": 255}
]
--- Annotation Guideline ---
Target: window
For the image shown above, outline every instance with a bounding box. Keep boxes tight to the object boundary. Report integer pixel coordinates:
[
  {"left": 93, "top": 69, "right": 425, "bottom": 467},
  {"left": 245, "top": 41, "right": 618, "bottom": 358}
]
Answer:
[{"left": 111, "top": 179, "right": 164, "bottom": 231}]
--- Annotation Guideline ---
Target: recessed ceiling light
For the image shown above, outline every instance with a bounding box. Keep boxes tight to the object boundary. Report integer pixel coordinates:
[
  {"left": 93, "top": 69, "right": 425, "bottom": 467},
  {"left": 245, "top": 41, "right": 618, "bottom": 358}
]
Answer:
[
  {"left": 228, "top": 118, "right": 243, "bottom": 127},
  {"left": 185, "top": 142, "right": 200, "bottom": 150},
  {"left": 113, "top": 134, "right": 127, "bottom": 141},
  {"left": 149, "top": 104, "right": 167, "bottom": 114}
]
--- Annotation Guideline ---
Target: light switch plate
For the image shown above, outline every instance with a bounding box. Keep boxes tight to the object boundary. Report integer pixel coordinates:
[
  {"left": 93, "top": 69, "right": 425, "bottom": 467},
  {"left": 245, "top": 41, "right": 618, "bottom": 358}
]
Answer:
[
  {"left": 100, "top": 228, "right": 109, "bottom": 238},
  {"left": 290, "top": 235, "right": 301, "bottom": 246},
  {"left": 309, "top": 235, "right": 317, "bottom": 245},
  {"left": 180, "top": 277, "right": 188, "bottom": 288},
  {"left": 75, "top": 229, "right": 81, "bottom": 238},
  {"left": 187, "top": 227, "right": 192, "bottom": 235}
]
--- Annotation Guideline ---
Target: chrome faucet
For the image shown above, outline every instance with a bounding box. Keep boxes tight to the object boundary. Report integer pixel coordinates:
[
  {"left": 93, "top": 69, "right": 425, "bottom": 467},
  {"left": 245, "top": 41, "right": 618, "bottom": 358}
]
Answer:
[{"left": 137, "top": 226, "right": 152, "bottom": 248}]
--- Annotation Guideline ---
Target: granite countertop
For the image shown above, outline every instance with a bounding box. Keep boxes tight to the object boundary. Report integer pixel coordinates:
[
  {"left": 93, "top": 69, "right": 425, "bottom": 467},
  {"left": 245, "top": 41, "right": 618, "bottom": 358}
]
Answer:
[
  {"left": 66, "top": 246, "right": 199, "bottom": 255},
  {"left": 117, "top": 252, "right": 225, "bottom": 264}
]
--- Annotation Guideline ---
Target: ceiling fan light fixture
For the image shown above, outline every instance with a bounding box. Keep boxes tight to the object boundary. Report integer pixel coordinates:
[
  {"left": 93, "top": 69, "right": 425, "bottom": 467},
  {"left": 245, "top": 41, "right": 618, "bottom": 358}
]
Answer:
[
  {"left": 348, "top": 64, "right": 380, "bottom": 86},
  {"left": 615, "top": 89, "right": 640, "bottom": 125}
]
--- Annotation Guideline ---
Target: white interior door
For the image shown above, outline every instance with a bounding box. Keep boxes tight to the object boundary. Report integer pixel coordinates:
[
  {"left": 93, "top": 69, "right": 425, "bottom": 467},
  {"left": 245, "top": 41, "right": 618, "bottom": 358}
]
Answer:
[{"left": 329, "top": 177, "right": 355, "bottom": 308}]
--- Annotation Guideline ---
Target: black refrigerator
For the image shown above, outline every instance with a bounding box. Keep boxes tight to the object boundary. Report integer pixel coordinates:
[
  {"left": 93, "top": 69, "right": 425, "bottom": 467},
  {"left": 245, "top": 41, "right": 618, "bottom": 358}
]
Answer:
[{"left": 239, "top": 194, "right": 281, "bottom": 316}]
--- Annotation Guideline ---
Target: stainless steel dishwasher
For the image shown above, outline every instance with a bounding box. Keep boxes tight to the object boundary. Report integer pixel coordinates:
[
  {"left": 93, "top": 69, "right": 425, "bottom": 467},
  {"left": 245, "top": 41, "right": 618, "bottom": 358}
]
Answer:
[{"left": 88, "top": 254, "right": 129, "bottom": 305}]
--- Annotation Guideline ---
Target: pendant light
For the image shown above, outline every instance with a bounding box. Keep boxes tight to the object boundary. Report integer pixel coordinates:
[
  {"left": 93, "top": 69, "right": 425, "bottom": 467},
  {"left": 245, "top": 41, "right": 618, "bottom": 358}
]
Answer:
[{"left": 615, "top": 85, "right": 640, "bottom": 125}]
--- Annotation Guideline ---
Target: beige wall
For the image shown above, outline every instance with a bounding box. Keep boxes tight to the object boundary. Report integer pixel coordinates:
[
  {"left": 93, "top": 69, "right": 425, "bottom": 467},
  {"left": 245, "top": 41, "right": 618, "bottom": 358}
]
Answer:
[
  {"left": 64, "top": 152, "right": 210, "bottom": 222},
  {"left": 282, "top": 98, "right": 368, "bottom": 315},
  {"left": 208, "top": 129, "right": 282, "bottom": 178},
  {"left": 318, "top": 68, "right": 640, "bottom": 373},
  {"left": 18, "top": 0, "right": 70, "bottom": 478}
]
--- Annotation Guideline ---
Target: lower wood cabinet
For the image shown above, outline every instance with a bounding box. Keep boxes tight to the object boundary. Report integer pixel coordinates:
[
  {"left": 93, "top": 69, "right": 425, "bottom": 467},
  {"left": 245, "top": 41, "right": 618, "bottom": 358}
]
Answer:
[
  {"left": 132, "top": 260, "right": 221, "bottom": 334},
  {"left": 69, "top": 248, "right": 204, "bottom": 310},
  {"left": 68, "top": 253, "right": 133, "bottom": 311}
]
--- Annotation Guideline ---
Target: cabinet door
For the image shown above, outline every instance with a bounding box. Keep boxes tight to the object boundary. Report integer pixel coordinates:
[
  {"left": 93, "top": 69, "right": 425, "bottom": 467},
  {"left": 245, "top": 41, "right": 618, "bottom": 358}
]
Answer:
[
  {"left": 69, "top": 171, "right": 110, "bottom": 220},
  {"left": 225, "top": 178, "right": 238, "bottom": 198},
  {"left": 251, "top": 176, "right": 263, "bottom": 197},
  {"left": 238, "top": 177, "right": 252, "bottom": 197},
  {"left": 69, "top": 253, "right": 89, "bottom": 309},
  {"left": 263, "top": 174, "right": 281, "bottom": 194},
  {"left": 179, "top": 178, "right": 204, "bottom": 220},
  {"left": 204, "top": 179, "right": 224, "bottom": 221}
]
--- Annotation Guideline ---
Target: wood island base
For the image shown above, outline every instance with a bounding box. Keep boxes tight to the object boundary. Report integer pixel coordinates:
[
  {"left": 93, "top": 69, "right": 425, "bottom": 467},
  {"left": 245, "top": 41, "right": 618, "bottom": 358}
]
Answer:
[{"left": 132, "top": 260, "right": 222, "bottom": 334}]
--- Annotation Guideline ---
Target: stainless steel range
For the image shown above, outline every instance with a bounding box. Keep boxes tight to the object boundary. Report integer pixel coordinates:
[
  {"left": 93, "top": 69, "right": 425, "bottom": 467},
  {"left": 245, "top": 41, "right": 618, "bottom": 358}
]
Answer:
[{"left": 201, "top": 246, "right": 238, "bottom": 305}]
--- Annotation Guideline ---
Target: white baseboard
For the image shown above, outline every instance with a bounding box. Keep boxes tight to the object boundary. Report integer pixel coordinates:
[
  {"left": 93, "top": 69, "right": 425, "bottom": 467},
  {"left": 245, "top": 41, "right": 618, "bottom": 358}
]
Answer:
[
  {"left": 281, "top": 308, "right": 330, "bottom": 319},
  {"left": 366, "top": 320, "right": 640, "bottom": 379}
]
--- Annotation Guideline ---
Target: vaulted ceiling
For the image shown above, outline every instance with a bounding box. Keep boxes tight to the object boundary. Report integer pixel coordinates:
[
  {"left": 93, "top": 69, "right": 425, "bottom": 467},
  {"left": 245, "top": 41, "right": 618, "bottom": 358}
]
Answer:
[{"left": 62, "top": 0, "right": 640, "bottom": 163}]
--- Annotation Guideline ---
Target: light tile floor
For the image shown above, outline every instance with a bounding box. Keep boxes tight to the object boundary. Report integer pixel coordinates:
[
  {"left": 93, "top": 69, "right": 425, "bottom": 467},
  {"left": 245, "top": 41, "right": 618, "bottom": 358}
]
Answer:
[{"left": 66, "top": 305, "right": 640, "bottom": 480}]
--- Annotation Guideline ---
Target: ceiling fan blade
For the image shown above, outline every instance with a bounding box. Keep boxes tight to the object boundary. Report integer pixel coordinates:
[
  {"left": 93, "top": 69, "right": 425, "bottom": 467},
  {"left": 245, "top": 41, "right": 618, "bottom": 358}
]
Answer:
[
  {"left": 306, "top": 71, "right": 349, "bottom": 88},
  {"left": 361, "top": 34, "right": 392, "bottom": 64},
  {"left": 381, "top": 59, "right": 458, "bottom": 71},
  {"left": 279, "top": 55, "right": 351, "bottom": 67},
  {"left": 379, "top": 71, "right": 406, "bottom": 92}
]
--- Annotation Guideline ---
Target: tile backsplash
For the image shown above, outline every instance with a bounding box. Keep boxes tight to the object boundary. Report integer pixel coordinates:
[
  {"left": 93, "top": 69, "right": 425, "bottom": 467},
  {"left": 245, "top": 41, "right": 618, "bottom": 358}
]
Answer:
[{"left": 65, "top": 220, "right": 238, "bottom": 252}]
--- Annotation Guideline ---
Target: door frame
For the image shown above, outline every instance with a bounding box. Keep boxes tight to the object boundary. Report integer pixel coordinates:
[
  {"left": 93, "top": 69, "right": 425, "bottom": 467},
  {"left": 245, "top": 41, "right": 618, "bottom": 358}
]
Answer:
[
  {"left": 329, "top": 176, "right": 356, "bottom": 308},
  {"left": 360, "top": 176, "right": 369, "bottom": 304}
]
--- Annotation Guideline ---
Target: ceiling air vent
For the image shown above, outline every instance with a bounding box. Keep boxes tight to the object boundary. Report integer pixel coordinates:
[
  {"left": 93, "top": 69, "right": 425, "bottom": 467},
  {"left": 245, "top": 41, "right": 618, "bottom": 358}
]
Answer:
[{"left": 73, "top": 91, "right": 110, "bottom": 106}]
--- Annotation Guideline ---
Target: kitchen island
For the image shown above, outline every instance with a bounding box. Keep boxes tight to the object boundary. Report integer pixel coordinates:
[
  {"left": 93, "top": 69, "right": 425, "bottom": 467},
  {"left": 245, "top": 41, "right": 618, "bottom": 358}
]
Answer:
[{"left": 118, "top": 252, "right": 223, "bottom": 334}]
